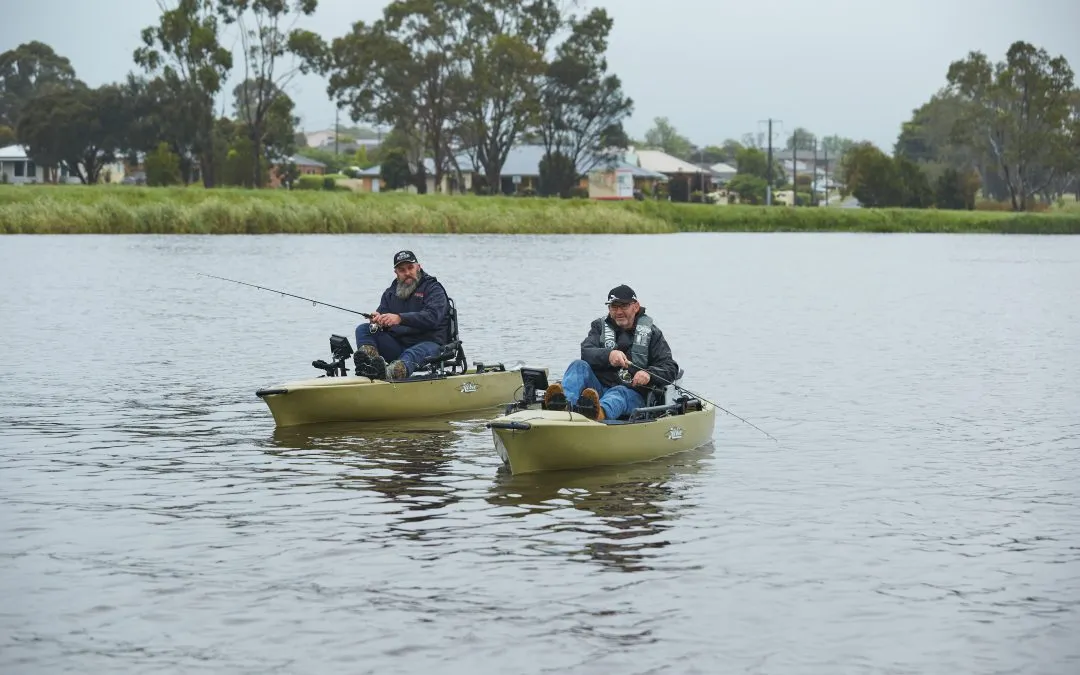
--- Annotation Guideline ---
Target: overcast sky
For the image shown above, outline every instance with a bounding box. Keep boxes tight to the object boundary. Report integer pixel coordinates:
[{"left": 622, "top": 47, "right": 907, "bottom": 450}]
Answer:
[{"left": 3, "top": 0, "right": 1078, "bottom": 151}]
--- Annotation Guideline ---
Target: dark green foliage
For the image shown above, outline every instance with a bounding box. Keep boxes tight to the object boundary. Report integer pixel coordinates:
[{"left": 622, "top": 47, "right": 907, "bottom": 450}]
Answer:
[
  {"left": 380, "top": 148, "right": 411, "bottom": 190},
  {"left": 538, "top": 151, "right": 576, "bottom": 197},
  {"left": 145, "top": 142, "right": 182, "bottom": 186}
]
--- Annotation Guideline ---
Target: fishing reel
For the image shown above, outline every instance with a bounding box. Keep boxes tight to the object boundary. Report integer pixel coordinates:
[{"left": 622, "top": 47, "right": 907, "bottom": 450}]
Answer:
[
  {"left": 368, "top": 323, "right": 381, "bottom": 334},
  {"left": 618, "top": 366, "right": 651, "bottom": 385}
]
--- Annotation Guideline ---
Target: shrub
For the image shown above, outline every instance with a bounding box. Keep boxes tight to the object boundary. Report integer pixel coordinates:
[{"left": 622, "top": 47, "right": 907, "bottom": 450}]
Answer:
[{"left": 295, "top": 175, "right": 324, "bottom": 190}]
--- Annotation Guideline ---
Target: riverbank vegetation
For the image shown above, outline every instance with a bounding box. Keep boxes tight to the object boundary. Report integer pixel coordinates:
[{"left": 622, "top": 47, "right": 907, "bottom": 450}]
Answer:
[{"left": 3, "top": 186, "right": 1078, "bottom": 235}]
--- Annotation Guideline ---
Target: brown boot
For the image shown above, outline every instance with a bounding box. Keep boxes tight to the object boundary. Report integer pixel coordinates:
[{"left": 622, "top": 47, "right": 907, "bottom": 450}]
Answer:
[
  {"left": 543, "top": 383, "right": 567, "bottom": 411},
  {"left": 575, "top": 388, "right": 605, "bottom": 421},
  {"left": 386, "top": 359, "right": 408, "bottom": 380}
]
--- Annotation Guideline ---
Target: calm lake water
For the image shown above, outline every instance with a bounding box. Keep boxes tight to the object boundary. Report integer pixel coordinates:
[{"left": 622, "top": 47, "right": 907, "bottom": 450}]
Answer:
[{"left": 1, "top": 233, "right": 1078, "bottom": 674}]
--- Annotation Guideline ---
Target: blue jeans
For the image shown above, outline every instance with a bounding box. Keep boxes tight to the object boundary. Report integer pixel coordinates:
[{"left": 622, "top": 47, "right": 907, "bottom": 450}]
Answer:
[
  {"left": 560, "top": 359, "right": 645, "bottom": 420},
  {"left": 355, "top": 323, "right": 442, "bottom": 376}
]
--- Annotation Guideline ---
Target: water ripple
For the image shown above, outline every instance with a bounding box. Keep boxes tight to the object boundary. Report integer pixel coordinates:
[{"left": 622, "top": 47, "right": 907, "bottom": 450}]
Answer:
[{"left": 1, "top": 233, "right": 1078, "bottom": 674}]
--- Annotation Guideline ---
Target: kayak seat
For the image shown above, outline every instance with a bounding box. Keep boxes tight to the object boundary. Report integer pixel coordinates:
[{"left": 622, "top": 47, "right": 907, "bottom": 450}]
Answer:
[
  {"left": 614, "top": 368, "right": 685, "bottom": 421},
  {"left": 415, "top": 297, "right": 469, "bottom": 376},
  {"left": 641, "top": 367, "right": 684, "bottom": 406}
]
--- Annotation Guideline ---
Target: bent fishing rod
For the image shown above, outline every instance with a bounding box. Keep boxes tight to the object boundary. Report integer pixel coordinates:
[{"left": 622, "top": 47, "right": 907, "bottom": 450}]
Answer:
[
  {"left": 198, "top": 273, "right": 374, "bottom": 319},
  {"left": 624, "top": 361, "right": 778, "bottom": 443}
]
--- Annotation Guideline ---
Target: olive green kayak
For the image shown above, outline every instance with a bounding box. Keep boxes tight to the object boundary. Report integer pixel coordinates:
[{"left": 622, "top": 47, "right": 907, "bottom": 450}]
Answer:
[
  {"left": 257, "top": 366, "right": 530, "bottom": 427},
  {"left": 486, "top": 368, "right": 716, "bottom": 474},
  {"left": 256, "top": 332, "right": 542, "bottom": 427}
]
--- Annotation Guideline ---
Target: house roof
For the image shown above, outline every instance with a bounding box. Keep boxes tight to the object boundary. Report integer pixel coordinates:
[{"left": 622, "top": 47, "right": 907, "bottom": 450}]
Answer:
[
  {"left": 501, "top": 145, "right": 545, "bottom": 176},
  {"left": 709, "top": 162, "right": 737, "bottom": 174},
  {"left": 614, "top": 161, "right": 668, "bottom": 180},
  {"left": 290, "top": 154, "right": 326, "bottom": 168},
  {"left": 780, "top": 160, "right": 812, "bottom": 174},
  {"left": 454, "top": 144, "right": 604, "bottom": 177},
  {"left": 634, "top": 149, "right": 708, "bottom": 174},
  {"left": 355, "top": 157, "right": 436, "bottom": 178},
  {"left": 772, "top": 149, "right": 832, "bottom": 161},
  {"left": 360, "top": 145, "right": 648, "bottom": 180},
  {"left": 0, "top": 144, "right": 28, "bottom": 161}
]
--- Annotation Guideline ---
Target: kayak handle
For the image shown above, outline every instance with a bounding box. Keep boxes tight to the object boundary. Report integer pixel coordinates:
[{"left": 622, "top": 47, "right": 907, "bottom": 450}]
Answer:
[
  {"left": 487, "top": 421, "right": 532, "bottom": 431},
  {"left": 255, "top": 388, "right": 289, "bottom": 398}
]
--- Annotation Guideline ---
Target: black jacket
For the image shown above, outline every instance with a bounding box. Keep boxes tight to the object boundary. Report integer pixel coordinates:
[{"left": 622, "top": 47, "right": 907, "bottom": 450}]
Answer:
[
  {"left": 376, "top": 270, "right": 451, "bottom": 347},
  {"left": 580, "top": 308, "right": 680, "bottom": 396}
]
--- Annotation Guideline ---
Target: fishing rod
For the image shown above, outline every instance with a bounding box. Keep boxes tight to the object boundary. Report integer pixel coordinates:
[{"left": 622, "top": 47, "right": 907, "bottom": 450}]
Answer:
[
  {"left": 198, "top": 273, "right": 374, "bottom": 319},
  {"left": 623, "top": 362, "right": 778, "bottom": 443}
]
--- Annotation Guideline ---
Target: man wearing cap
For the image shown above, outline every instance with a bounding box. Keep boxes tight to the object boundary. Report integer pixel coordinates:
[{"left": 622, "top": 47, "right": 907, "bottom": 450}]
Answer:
[
  {"left": 543, "top": 284, "right": 680, "bottom": 421},
  {"left": 352, "top": 250, "right": 451, "bottom": 380}
]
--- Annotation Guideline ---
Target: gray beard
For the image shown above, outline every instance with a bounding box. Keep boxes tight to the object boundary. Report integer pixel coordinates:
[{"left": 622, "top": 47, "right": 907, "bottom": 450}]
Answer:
[{"left": 395, "top": 277, "right": 419, "bottom": 300}]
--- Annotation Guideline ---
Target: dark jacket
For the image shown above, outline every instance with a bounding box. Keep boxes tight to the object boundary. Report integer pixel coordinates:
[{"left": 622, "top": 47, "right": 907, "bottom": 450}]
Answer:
[
  {"left": 580, "top": 308, "right": 680, "bottom": 396},
  {"left": 376, "top": 270, "right": 451, "bottom": 347}
]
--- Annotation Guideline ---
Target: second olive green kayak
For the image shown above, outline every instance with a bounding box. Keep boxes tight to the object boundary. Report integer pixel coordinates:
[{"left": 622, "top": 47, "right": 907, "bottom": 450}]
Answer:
[{"left": 486, "top": 369, "right": 717, "bottom": 474}]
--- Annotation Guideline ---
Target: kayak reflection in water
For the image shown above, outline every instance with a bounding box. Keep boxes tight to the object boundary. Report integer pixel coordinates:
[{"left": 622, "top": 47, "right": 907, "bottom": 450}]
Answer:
[{"left": 542, "top": 284, "right": 680, "bottom": 421}]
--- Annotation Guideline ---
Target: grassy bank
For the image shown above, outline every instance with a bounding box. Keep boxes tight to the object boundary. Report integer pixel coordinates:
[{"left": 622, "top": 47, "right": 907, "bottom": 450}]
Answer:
[
  {"left": 623, "top": 199, "right": 1080, "bottom": 234},
  {"left": 2, "top": 184, "right": 1079, "bottom": 234}
]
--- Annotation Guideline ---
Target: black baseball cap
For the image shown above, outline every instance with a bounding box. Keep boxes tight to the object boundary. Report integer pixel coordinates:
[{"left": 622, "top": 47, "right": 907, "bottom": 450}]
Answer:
[
  {"left": 393, "top": 250, "right": 419, "bottom": 267},
  {"left": 605, "top": 284, "right": 637, "bottom": 305}
]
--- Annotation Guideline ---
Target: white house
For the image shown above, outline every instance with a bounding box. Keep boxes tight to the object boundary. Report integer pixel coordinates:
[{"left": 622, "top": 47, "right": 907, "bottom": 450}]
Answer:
[
  {"left": 0, "top": 144, "right": 47, "bottom": 183},
  {"left": 708, "top": 162, "right": 737, "bottom": 183},
  {"left": 633, "top": 148, "right": 710, "bottom": 176},
  {"left": 302, "top": 129, "right": 337, "bottom": 148},
  {"left": 0, "top": 144, "right": 83, "bottom": 184}
]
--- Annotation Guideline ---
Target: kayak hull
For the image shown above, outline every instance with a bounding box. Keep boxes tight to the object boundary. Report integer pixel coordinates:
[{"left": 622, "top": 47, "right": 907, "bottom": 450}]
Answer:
[
  {"left": 257, "top": 368, "right": 530, "bottom": 427},
  {"left": 488, "top": 402, "right": 716, "bottom": 474}
]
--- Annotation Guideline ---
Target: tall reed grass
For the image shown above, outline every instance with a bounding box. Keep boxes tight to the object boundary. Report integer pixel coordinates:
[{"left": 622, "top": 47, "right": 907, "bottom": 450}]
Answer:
[
  {"left": 0, "top": 185, "right": 670, "bottom": 234},
  {"left": 2, "top": 184, "right": 1078, "bottom": 234},
  {"left": 622, "top": 200, "right": 1080, "bottom": 234}
]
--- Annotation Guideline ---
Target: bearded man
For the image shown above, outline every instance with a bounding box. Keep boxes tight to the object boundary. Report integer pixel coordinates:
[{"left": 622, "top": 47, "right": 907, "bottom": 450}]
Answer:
[
  {"left": 352, "top": 250, "right": 451, "bottom": 380},
  {"left": 542, "top": 284, "right": 679, "bottom": 421}
]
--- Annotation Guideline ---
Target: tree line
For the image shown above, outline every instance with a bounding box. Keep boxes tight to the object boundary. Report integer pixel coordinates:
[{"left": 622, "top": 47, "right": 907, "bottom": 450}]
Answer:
[
  {"left": 292, "top": 0, "right": 632, "bottom": 197},
  {"left": 1, "top": 0, "right": 634, "bottom": 197},
  {"left": 3, "top": 1, "right": 1074, "bottom": 211},
  {"left": 0, "top": 1, "right": 323, "bottom": 188},
  {"left": 624, "top": 42, "right": 1079, "bottom": 211},
  {"left": 891, "top": 41, "right": 1079, "bottom": 211},
  {"left": 846, "top": 41, "right": 1078, "bottom": 211}
]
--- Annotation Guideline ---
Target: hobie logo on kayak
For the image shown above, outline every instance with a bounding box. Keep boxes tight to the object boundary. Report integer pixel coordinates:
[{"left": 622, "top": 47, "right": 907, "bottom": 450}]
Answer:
[
  {"left": 667, "top": 426, "right": 683, "bottom": 440},
  {"left": 460, "top": 381, "right": 478, "bottom": 393}
]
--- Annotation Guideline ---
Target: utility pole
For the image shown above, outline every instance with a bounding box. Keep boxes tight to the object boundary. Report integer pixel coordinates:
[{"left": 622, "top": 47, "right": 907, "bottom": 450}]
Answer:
[
  {"left": 699, "top": 147, "right": 705, "bottom": 198},
  {"left": 792, "top": 130, "right": 798, "bottom": 207},
  {"left": 812, "top": 138, "right": 818, "bottom": 206},
  {"left": 767, "top": 119, "right": 773, "bottom": 205},
  {"left": 758, "top": 118, "right": 778, "bottom": 205},
  {"left": 824, "top": 142, "right": 829, "bottom": 207},
  {"left": 334, "top": 107, "right": 339, "bottom": 156}
]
